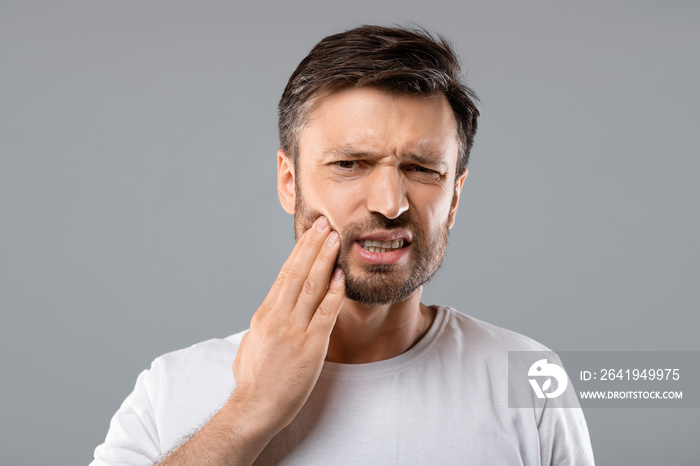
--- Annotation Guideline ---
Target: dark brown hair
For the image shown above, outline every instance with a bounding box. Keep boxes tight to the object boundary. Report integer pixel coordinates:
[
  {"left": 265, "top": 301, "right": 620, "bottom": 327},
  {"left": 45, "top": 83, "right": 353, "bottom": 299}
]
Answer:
[{"left": 278, "top": 25, "right": 479, "bottom": 175}]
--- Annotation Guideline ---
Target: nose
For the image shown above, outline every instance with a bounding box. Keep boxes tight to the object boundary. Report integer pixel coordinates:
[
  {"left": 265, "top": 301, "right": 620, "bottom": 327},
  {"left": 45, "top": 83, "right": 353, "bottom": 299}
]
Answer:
[{"left": 365, "top": 166, "right": 409, "bottom": 219}]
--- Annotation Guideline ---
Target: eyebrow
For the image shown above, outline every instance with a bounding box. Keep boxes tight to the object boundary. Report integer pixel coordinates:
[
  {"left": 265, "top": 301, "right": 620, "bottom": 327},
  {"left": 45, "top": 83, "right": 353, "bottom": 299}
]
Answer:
[
  {"left": 322, "top": 144, "right": 375, "bottom": 159},
  {"left": 323, "top": 145, "right": 449, "bottom": 169}
]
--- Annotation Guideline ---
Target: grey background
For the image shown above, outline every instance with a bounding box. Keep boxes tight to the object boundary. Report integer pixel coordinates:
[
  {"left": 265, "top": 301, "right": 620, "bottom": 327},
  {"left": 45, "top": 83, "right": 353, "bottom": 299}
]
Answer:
[{"left": 1, "top": 1, "right": 698, "bottom": 464}]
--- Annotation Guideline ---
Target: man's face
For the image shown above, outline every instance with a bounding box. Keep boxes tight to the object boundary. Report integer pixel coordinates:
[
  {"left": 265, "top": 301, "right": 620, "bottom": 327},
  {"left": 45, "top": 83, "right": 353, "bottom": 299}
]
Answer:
[{"left": 279, "top": 86, "right": 467, "bottom": 305}]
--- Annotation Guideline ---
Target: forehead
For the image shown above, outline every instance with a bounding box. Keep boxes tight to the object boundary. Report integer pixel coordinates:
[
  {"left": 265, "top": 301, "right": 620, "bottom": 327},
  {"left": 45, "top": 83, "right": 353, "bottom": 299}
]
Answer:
[{"left": 298, "top": 86, "right": 459, "bottom": 165}]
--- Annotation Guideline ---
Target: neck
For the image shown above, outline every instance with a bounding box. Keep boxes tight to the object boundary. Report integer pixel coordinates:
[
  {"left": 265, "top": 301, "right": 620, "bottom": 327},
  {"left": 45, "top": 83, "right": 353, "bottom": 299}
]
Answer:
[{"left": 325, "top": 287, "right": 437, "bottom": 364}]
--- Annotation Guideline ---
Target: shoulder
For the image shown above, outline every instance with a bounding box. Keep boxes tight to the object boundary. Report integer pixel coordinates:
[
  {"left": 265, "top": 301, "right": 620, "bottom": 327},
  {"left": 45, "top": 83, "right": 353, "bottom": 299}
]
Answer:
[
  {"left": 442, "top": 307, "right": 552, "bottom": 353},
  {"left": 148, "top": 329, "right": 248, "bottom": 377},
  {"left": 139, "top": 329, "right": 249, "bottom": 399},
  {"left": 92, "top": 330, "right": 251, "bottom": 461},
  {"left": 143, "top": 330, "right": 249, "bottom": 443}
]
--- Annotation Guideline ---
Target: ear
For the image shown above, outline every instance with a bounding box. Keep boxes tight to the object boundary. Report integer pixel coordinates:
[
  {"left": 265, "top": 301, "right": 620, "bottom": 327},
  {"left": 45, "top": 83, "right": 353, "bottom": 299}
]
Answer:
[
  {"left": 448, "top": 168, "right": 468, "bottom": 229},
  {"left": 277, "top": 148, "right": 296, "bottom": 214}
]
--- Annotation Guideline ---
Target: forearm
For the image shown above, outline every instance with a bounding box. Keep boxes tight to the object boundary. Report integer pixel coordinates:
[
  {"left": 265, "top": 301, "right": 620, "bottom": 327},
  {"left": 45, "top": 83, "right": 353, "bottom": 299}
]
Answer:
[{"left": 158, "top": 390, "right": 281, "bottom": 466}]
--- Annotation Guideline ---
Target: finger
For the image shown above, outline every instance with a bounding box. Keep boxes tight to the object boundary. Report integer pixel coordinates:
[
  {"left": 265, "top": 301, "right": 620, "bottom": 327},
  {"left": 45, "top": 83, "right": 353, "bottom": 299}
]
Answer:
[
  {"left": 272, "top": 216, "right": 331, "bottom": 312},
  {"left": 307, "top": 268, "right": 345, "bottom": 335},
  {"left": 292, "top": 230, "right": 341, "bottom": 324}
]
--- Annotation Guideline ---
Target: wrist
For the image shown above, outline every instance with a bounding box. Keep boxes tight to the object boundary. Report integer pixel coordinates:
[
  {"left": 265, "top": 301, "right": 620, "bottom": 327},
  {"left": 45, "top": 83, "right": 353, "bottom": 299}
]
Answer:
[{"left": 221, "top": 385, "right": 286, "bottom": 456}]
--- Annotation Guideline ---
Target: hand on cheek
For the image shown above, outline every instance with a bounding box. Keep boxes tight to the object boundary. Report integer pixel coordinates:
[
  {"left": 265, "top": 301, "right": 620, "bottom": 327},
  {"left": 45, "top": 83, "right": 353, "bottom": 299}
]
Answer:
[{"left": 230, "top": 215, "right": 345, "bottom": 432}]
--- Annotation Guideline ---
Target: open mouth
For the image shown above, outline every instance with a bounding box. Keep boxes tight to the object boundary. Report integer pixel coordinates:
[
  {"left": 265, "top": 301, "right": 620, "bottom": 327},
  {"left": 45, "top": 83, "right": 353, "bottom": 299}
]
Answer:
[{"left": 358, "top": 238, "right": 407, "bottom": 253}]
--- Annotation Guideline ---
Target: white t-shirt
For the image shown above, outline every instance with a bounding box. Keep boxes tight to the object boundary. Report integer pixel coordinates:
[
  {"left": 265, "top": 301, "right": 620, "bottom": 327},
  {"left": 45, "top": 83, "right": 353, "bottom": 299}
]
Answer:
[{"left": 92, "top": 307, "right": 594, "bottom": 465}]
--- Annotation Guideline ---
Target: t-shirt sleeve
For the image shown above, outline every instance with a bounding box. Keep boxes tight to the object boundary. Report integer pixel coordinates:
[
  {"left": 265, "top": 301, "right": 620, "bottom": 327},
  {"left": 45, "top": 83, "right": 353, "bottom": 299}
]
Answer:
[
  {"left": 537, "top": 403, "right": 595, "bottom": 465},
  {"left": 91, "top": 367, "right": 162, "bottom": 465},
  {"left": 536, "top": 361, "right": 596, "bottom": 466}
]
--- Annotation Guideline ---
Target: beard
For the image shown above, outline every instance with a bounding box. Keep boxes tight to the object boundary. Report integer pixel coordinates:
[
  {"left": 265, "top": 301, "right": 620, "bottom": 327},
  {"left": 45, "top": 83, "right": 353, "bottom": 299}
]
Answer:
[{"left": 294, "top": 189, "right": 451, "bottom": 306}]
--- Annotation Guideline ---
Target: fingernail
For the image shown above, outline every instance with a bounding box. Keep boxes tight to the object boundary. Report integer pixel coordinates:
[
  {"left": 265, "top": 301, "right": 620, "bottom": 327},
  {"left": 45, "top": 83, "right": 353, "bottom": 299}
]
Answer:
[
  {"left": 333, "top": 268, "right": 345, "bottom": 281},
  {"left": 316, "top": 216, "right": 329, "bottom": 232},
  {"left": 326, "top": 231, "right": 338, "bottom": 246}
]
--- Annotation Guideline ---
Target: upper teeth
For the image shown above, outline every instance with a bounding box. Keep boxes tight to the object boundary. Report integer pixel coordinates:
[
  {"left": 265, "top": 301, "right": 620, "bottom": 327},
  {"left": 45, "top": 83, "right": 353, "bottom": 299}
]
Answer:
[{"left": 359, "top": 239, "right": 404, "bottom": 253}]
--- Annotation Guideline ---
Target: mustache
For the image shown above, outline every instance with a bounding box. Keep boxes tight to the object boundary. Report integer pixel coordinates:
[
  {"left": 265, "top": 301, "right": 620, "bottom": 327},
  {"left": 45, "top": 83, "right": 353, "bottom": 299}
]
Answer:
[{"left": 340, "top": 212, "right": 417, "bottom": 241}]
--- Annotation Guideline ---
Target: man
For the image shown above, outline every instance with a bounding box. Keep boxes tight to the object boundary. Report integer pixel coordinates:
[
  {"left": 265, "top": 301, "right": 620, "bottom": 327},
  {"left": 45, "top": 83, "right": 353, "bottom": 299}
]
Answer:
[{"left": 93, "top": 26, "right": 594, "bottom": 465}]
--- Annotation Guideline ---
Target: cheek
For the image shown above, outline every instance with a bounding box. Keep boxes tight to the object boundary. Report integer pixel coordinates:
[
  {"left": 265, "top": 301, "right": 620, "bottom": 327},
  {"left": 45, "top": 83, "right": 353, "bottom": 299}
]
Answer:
[
  {"left": 411, "top": 189, "right": 453, "bottom": 226},
  {"left": 310, "top": 179, "right": 363, "bottom": 217}
]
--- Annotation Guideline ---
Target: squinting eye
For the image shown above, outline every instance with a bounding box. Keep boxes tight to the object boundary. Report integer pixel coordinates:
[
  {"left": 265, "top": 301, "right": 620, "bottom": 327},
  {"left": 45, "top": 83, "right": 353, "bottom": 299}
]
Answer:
[
  {"left": 336, "top": 161, "right": 358, "bottom": 169},
  {"left": 410, "top": 166, "right": 436, "bottom": 173}
]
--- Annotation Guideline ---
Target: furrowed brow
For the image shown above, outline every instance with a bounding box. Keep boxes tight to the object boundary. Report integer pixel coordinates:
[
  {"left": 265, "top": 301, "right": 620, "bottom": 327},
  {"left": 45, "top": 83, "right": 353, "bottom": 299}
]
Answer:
[
  {"left": 323, "top": 144, "right": 379, "bottom": 159},
  {"left": 322, "top": 145, "right": 450, "bottom": 171}
]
